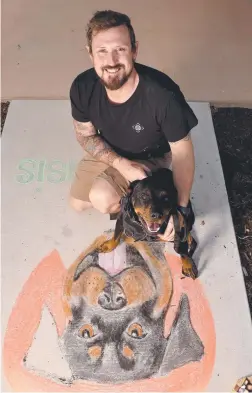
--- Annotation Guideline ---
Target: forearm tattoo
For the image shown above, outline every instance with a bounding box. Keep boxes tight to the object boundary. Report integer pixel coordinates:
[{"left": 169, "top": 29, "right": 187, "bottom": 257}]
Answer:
[{"left": 74, "top": 120, "right": 120, "bottom": 166}]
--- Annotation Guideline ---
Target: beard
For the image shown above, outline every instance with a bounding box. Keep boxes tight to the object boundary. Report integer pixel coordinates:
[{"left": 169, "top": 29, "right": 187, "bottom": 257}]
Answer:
[{"left": 98, "top": 63, "right": 134, "bottom": 91}]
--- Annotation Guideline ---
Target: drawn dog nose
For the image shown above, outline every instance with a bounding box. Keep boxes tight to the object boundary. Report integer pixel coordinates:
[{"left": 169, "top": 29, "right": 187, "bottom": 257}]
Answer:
[
  {"left": 98, "top": 282, "right": 126, "bottom": 310},
  {"left": 151, "top": 212, "right": 162, "bottom": 219}
]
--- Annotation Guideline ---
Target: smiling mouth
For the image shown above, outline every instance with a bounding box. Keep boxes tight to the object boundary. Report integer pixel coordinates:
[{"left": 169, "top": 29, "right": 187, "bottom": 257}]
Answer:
[
  {"left": 139, "top": 217, "right": 163, "bottom": 234},
  {"left": 105, "top": 66, "right": 122, "bottom": 74}
]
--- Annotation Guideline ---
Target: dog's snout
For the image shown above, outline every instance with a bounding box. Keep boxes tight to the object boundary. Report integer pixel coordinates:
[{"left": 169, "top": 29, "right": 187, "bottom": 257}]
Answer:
[
  {"left": 98, "top": 282, "right": 127, "bottom": 310},
  {"left": 151, "top": 212, "right": 162, "bottom": 219}
]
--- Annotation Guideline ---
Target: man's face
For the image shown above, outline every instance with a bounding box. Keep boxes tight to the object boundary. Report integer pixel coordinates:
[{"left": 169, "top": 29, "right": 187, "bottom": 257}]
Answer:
[{"left": 88, "top": 25, "right": 138, "bottom": 90}]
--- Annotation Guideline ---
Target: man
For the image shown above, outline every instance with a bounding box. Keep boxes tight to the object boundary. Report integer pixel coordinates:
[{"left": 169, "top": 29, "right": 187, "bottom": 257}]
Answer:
[{"left": 69, "top": 10, "right": 198, "bottom": 241}]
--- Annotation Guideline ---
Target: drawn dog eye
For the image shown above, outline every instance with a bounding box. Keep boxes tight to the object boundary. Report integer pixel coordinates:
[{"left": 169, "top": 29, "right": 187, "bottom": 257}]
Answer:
[
  {"left": 79, "top": 324, "right": 95, "bottom": 339},
  {"left": 127, "top": 323, "right": 146, "bottom": 339}
]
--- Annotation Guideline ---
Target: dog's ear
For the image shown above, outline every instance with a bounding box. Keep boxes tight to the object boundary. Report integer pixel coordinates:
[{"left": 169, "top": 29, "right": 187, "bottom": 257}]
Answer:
[
  {"left": 128, "top": 179, "right": 141, "bottom": 193},
  {"left": 155, "top": 168, "right": 171, "bottom": 175},
  {"left": 157, "top": 294, "right": 204, "bottom": 376}
]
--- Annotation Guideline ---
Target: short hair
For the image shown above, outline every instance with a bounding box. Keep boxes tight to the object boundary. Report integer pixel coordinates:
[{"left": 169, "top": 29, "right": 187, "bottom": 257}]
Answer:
[{"left": 86, "top": 10, "right": 136, "bottom": 52}]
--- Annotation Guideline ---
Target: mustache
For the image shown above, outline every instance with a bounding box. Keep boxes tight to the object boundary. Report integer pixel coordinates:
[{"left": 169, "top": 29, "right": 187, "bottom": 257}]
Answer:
[{"left": 102, "top": 64, "right": 125, "bottom": 71}]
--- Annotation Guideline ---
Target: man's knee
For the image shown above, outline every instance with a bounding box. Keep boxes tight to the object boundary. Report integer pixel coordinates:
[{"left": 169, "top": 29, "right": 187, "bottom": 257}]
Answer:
[
  {"left": 69, "top": 196, "right": 92, "bottom": 212},
  {"left": 89, "top": 180, "right": 120, "bottom": 214}
]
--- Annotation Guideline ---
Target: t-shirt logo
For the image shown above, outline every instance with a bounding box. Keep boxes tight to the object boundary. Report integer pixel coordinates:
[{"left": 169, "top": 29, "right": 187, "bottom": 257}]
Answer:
[{"left": 132, "top": 123, "right": 144, "bottom": 133}]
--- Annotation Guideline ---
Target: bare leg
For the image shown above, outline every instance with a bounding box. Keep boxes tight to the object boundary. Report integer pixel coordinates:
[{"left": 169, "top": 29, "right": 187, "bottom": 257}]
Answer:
[
  {"left": 69, "top": 197, "right": 92, "bottom": 212},
  {"left": 89, "top": 178, "right": 121, "bottom": 214}
]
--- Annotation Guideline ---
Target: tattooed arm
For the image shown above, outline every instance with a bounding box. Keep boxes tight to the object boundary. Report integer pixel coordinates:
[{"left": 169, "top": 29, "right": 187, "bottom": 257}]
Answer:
[
  {"left": 73, "top": 119, "right": 122, "bottom": 167},
  {"left": 169, "top": 133, "right": 195, "bottom": 207},
  {"left": 73, "top": 119, "right": 148, "bottom": 182}
]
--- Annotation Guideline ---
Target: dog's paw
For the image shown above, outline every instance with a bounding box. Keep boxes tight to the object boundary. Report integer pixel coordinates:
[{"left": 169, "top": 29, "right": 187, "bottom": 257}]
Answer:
[
  {"left": 97, "top": 240, "right": 117, "bottom": 254},
  {"left": 97, "top": 243, "right": 111, "bottom": 254},
  {"left": 182, "top": 257, "right": 198, "bottom": 280}
]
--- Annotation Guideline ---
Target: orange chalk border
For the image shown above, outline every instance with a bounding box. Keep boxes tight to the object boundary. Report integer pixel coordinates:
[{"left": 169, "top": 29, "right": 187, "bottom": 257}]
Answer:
[{"left": 3, "top": 250, "right": 216, "bottom": 392}]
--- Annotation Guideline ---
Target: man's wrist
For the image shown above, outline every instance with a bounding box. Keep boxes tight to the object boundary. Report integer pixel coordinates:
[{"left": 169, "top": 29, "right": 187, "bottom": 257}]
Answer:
[
  {"left": 177, "top": 199, "right": 189, "bottom": 208},
  {"left": 177, "top": 205, "right": 191, "bottom": 216}
]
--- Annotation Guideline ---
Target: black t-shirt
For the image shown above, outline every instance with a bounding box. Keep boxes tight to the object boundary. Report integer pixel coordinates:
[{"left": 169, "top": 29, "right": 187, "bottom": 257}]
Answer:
[{"left": 70, "top": 63, "right": 198, "bottom": 160}]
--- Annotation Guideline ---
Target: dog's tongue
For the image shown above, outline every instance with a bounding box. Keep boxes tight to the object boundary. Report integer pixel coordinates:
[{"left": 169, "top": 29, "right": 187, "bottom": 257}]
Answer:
[
  {"left": 148, "top": 222, "right": 161, "bottom": 232},
  {"left": 98, "top": 242, "right": 127, "bottom": 275}
]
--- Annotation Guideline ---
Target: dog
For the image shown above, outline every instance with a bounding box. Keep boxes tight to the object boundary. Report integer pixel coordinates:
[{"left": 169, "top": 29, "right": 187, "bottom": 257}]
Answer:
[
  {"left": 97, "top": 168, "right": 198, "bottom": 279},
  {"left": 61, "top": 233, "right": 204, "bottom": 384}
]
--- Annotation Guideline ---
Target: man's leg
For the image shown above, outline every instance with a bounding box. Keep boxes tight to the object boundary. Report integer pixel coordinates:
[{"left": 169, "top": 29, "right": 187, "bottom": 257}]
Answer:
[
  {"left": 69, "top": 180, "right": 121, "bottom": 214},
  {"left": 69, "top": 197, "right": 92, "bottom": 212},
  {"left": 69, "top": 154, "right": 128, "bottom": 214},
  {"left": 90, "top": 166, "right": 129, "bottom": 214},
  {"left": 89, "top": 178, "right": 121, "bottom": 214},
  {"left": 69, "top": 154, "right": 109, "bottom": 212}
]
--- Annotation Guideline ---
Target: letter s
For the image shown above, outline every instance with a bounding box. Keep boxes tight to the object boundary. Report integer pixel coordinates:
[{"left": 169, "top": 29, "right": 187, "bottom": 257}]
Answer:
[{"left": 16, "top": 159, "right": 36, "bottom": 184}]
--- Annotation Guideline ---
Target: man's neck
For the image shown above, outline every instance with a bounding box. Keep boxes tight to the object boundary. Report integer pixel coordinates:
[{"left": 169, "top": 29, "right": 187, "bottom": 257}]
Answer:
[{"left": 106, "top": 68, "right": 139, "bottom": 104}]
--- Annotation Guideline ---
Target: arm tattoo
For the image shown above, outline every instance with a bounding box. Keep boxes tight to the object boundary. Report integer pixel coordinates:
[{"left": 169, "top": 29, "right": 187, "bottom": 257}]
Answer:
[
  {"left": 73, "top": 119, "right": 121, "bottom": 166},
  {"left": 74, "top": 120, "right": 96, "bottom": 137},
  {"left": 169, "top": 132, "right": 191, "bottom": 145}
]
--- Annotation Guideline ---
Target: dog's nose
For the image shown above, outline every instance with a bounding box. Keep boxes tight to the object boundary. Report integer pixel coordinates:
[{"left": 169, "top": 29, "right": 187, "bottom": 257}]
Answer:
[
  {"left": 98, "top": 282, "right": 127, "bottom": 310},
  {"left": 151, "top": 212, "right": 162, "bottom": 219}
]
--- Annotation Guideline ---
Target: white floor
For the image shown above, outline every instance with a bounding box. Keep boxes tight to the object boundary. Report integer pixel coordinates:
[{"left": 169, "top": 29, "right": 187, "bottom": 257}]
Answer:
[{"left": 1, "top": 100, "right": 252, "bottom": 391}]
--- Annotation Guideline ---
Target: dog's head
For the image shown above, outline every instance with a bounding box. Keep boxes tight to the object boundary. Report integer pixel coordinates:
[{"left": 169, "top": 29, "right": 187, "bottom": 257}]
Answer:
[
  {"left": 129, "top": 168, "right": 177, "bottom": 235},
  {"left": 61, "top": 240, "right": 204, "bottom": 383}
]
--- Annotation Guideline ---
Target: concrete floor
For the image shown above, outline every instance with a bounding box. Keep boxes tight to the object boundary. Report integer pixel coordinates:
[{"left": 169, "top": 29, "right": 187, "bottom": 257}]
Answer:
[
  {"left": 1, "top": 101, "right": 252, "bottom": 391},
  {"left": 1, "top": 0, "right": 252, "bottom": 104}
]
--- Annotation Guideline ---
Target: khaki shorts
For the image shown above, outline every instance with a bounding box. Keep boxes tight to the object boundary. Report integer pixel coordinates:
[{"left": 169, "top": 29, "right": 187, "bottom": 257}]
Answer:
[{"left": 70, "top": 152, "right": 172, "bottom": 202}]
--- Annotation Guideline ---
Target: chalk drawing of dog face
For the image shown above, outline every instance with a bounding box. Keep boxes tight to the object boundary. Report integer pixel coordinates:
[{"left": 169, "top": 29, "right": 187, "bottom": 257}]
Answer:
[{"left": 60, "top": 241, "right": 204, "bottom": 384}]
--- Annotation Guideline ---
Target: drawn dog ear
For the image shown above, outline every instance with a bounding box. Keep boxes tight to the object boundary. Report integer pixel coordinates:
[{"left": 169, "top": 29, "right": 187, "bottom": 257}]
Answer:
[{"left": 158, "top": 294, "right": 204, "bottom": 376}]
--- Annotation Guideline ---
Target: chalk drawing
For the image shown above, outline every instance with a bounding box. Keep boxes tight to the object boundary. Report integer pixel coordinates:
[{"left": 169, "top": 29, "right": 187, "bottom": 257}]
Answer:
[
  {"left": 15, "top": 159, "right": 77, "bottom": 184},
  {"left": 3, "top": 234, "right": 216, "bottom": 392}
]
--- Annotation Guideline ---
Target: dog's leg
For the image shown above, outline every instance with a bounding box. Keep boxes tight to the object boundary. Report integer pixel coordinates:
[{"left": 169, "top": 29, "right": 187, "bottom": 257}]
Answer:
[
  {"left": 181, "top": 233, "right": 198, "bottom": 279},
  {"left": 132, "top": 241, "right": 173, "bottom": 319},
  {"left": 187, "top": 232, "right": 197, "bottom": 258},
  {"left": 181, "top": 255, "right": 198, "bottom": 280},
  {"left": 97, "top": 213, "right": 124, "bottom": 253},
  {"left": 173, "top": 212, "right": 198, "bottom": 280},
  {"left": 62, "top": 233, "right": 111, "bottom": 319}
]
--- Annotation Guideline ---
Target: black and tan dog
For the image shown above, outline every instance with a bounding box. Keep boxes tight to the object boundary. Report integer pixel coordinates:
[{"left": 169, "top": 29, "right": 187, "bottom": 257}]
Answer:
[
  {"left": 98, "top": 168, "right": 198, "bottom": 279},
  {"left": 61, "top": 234, "right": 204, "bottom": 383}
]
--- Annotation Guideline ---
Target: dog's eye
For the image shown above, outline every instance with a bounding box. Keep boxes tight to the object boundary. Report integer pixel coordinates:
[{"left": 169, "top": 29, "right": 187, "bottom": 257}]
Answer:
[
  {"left": 79, "top": 324, "right": 95, "bottom": 339},
  {"left": 127, "top": 323, "right": 146, "bottom": 339},
  {"left": 159, "top": 191, "right": 168, "bottom": 199},
  {"left": 159, "top": 193, "right": 169, "bottom": 202}
]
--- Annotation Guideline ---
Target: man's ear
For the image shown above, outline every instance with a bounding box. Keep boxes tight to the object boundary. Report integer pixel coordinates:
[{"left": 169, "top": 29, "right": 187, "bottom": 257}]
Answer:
[
  {"left": 133, "top": 41, "right": 139, "bottom": 60},
  {"left": 158, "top": 294, "right": 204, "bottom": 376},
  {"left": 86, "top": 45, "right": 93, "bottom": 61}
]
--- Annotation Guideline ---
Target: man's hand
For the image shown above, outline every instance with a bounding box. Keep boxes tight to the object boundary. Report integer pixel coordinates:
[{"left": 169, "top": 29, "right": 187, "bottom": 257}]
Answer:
[
  {"left": 113, "top": 158, "right": 151, "bottom": 183},
  {"left": 158, "top": 203, "right": 195, "bottom": 243},
  {"left": 158, "top": 216, "right": 175, "bottom": 242}
]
